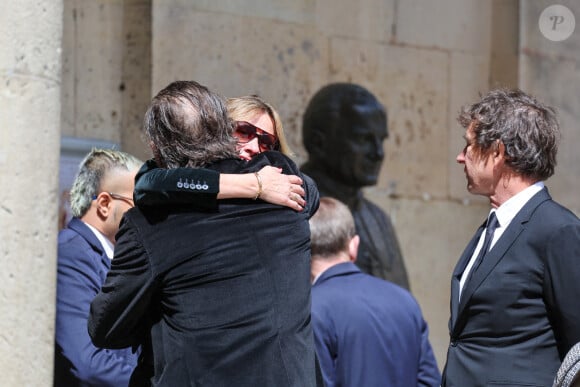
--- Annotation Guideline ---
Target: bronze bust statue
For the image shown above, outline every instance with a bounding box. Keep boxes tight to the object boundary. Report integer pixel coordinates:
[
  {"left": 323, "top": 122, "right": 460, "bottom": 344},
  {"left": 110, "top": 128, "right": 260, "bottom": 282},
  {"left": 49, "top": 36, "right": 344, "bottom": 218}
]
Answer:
[{"left": 301, "top": 83, "right": 410, "bottom": 290}]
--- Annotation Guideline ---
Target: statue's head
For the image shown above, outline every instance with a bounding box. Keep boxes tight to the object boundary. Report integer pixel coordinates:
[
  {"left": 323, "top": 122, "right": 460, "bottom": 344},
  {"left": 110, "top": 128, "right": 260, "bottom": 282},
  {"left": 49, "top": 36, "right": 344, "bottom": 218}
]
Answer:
[{"left": 302, "top": 83, "right": 387, "bottom": 188}]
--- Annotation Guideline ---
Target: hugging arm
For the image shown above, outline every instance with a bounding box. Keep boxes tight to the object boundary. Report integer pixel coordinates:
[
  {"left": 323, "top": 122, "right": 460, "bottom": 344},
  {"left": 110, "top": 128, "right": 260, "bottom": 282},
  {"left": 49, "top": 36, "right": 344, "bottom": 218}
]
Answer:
[
  {"left": 134, "top": 159, "right": 305, "bottom": 211},
  {"left": 224, "top": 166, "right": 306, "bottom": 211}
]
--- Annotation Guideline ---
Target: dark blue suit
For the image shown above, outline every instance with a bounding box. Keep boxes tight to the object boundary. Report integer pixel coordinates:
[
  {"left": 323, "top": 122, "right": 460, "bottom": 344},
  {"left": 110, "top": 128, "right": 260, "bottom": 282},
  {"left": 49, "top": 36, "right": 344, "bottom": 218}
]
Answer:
[
  {"left": 55, "top": 218, "right": 138, "bottom": 386},
  {"left": 311, "top": 262, "right": 440, "bottom": 387},
  {"left": 443, "top": 188, "right": 580, "bottom": 386}
]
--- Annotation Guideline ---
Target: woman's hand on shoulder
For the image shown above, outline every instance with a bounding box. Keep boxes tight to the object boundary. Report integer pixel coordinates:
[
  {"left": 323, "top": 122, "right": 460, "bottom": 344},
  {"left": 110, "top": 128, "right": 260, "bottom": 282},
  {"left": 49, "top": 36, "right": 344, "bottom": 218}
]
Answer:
[{"left": 257, "top": 166, "right": 305, "bottom": 211}]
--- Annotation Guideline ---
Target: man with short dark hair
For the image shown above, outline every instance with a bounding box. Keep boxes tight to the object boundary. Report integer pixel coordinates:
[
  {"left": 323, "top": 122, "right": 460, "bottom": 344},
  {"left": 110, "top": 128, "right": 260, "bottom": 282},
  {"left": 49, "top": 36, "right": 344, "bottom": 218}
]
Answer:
[
  {"left": 309, "top": 196, "right": 440, "bottom": 387},
  {"left": 88, "top": 81, "right": 321, "bottom": 386},
  {"left": 443, "top": 89, "right": 580, "bottom": 386}
]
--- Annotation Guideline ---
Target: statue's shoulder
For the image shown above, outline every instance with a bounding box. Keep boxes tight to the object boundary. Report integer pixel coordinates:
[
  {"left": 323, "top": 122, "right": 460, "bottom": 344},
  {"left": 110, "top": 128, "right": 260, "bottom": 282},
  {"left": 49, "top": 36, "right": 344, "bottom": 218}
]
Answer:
[{"left": 357, "top": 197, "right": 393, "bottom": 223}]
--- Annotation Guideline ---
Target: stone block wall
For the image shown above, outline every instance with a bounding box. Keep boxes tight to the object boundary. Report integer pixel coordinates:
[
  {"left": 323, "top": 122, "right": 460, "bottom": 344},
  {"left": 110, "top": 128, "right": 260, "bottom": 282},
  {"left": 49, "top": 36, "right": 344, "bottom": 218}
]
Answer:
[
  {"left": 520, "top": 0, "right": 580, "bottom": 215},
  {"left": 150, "top": 0, "right": 503, "bottom": 367},
  {"left": 52, "top": 0, "right": 580, "bottom": 374},
  {"left": 60, "top": 0, "right": 151, "bottom": 161}
]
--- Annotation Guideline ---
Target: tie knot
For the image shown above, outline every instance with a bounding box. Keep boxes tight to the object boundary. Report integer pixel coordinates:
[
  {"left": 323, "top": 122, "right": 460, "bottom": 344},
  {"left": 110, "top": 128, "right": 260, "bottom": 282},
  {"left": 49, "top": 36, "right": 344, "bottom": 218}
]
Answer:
[{"left": 486, "top": 212, "right": 499, "bottom": 232}]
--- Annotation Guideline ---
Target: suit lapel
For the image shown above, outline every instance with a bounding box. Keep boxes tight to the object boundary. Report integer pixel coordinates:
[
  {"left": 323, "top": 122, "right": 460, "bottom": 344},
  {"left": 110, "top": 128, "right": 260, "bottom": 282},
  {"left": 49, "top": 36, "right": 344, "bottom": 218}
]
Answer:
[
  {"left": 456, "top": 223, "right": 523, "bottom": 318},
  {"left": 451, "top": 188, "right": 552, "bottom": 335},
  {"left": 68, "top": 218, "right": 111, "bottom": 269},
  {"left": 450, "top": 226, "right": 484, "bottom": 329}
]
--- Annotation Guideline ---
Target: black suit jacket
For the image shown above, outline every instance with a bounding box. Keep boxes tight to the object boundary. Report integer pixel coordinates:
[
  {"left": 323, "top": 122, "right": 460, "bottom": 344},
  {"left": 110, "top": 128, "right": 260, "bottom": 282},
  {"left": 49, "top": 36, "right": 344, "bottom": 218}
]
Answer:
[
  {"left": 443, "top": 188, "right": 580, "bottom": 387},
  {"left": 88, "top": 153, "right": 321, "bottom": 387}
]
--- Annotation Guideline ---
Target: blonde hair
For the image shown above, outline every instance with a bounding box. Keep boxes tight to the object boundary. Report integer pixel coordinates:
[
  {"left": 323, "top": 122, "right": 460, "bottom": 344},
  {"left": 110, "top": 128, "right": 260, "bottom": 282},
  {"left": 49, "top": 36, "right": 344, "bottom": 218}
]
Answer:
[
  {"left": 69, "top": 148, "right": 142, "bottom": 218},
  {"left": 227, "top": 95, "right": 293, "bottom": 156}
]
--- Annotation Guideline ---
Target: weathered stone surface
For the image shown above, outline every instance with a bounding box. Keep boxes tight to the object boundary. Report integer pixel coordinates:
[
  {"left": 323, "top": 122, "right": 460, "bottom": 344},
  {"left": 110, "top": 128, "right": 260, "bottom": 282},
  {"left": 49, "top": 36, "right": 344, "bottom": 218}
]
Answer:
[
  {"left": 520, "top": 0, "right": 580, "bottom": 214},
  {"left": 10, "top": 0, "right": 580, "bottom": 380},
  {"left": 60, "top": 0, "right": 125, "bottom": 142},
  {"left": 490, "top": 0, "right": 519, "bottom": 88},
  {"left": 162, "top": 0, "right": 316, "bottom": 25},
  {"left": 153, "top": 4, "right": 329, "bottom": 157},
  {"left": 315, "top": 0, "right": 395, "bottom": 42},
  {"left": 119, "top": 0, "right": 152, "bottom": 160},
  {"left": 328, "top": 40, "right": 449, "bottom": 199},
  {"left": 448, "top": 52, "right": 490, "bottom": 205},
  {"left": 396, "top": 0, "right": 491, "bottom": 52},
  {"left": 520, "top": 0, "right": 580, "bottom": 62},
  {"left": 0, "top": 1, "right": 62, "bottom": 384}
]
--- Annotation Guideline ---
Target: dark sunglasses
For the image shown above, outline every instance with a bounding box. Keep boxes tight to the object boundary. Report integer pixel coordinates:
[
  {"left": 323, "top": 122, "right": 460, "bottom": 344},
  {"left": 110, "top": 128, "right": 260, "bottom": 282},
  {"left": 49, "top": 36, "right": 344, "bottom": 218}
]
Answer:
[{"left": 234, "top": 121, "right": 280, "bottom": 152}]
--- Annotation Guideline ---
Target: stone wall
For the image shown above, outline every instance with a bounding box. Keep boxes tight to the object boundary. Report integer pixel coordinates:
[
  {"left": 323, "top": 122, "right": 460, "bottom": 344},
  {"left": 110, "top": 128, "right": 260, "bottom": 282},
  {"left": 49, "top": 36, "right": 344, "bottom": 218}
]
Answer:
[
  {"left": 148, "top": 0, "right": 580, "bottom": 367},
  {"left": 60, "top": 0, "right": 151, "bottom": 161},
  {"left": 150, "top": 0, "right": 505, "bottom": 367},
  {"left": 520, "top": 0, "right": 580, "bottom": 215},
  {"left": 3, "top": 0, "right": 578, "bottom": 382}
]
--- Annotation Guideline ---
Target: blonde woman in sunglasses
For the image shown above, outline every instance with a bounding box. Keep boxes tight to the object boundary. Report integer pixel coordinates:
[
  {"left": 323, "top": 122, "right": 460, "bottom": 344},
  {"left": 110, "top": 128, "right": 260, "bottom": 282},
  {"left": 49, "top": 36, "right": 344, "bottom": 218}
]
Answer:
[
  {"left": 133, "top": 94, "right": 307, "bottom": 211},
  {"left": 228, "top": 94, "right": 292, "bottom": 158}
]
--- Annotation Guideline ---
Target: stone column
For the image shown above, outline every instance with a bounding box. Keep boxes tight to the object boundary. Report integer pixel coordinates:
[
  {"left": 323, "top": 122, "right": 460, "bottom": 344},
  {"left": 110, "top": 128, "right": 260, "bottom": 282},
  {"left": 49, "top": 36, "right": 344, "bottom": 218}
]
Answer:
[{"left": 0, "top": 1, "right": 63, "bottom": 385}]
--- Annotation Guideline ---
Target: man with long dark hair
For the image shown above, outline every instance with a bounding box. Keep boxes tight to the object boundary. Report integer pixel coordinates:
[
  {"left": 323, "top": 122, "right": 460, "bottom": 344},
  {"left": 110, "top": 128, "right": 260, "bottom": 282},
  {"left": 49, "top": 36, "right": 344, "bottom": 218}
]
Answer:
[{"left": 88, "top": 81, "right": 321, "bottom": 386}]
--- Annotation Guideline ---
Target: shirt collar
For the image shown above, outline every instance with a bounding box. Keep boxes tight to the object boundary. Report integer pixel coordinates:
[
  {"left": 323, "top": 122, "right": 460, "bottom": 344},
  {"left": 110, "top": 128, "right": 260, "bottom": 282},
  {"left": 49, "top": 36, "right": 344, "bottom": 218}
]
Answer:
[
  {"left": 83, "top": 221, "right": 115, "bottom": 259},
  {"left": 494, "top": 181, "right": 544, "bottom": 228},
  {"left": 312, "top": 271, "right": 324, "bottom": 286},
  {"left": 312, "top": 262, "right": 361, "bottom": 286}
]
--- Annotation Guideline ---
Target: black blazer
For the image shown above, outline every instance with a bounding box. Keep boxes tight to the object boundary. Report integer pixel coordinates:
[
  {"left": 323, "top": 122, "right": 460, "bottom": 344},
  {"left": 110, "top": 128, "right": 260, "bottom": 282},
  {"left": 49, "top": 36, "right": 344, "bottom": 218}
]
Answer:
[
  {"left": 89, "top": 153, "right": 321, "bottom": 387},
  {"left": 443, "top": 188, "right": 580, "bottom": 387}
]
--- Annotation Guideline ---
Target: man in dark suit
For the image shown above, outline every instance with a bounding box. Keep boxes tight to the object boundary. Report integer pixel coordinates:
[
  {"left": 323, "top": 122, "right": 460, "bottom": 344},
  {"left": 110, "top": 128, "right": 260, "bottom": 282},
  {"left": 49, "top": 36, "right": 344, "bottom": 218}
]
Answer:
[
  {"left": 55, "top": 148, "right": 142, "bottom": 386},
  {"left": 309, "top": 197, "right": 440, "bottom": 387},
  {"left": 442, "top": 89, "right": 580, "bottom": 386},
  {"left": 88, "top": 81, "right": 321, "bottom": 386}
]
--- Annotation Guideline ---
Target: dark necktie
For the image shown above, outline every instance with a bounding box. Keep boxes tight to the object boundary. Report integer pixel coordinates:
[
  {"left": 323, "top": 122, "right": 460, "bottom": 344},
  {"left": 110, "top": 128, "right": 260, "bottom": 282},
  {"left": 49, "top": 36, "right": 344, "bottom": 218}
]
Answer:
[{"left": 467, "top": 211, "right": 499, "bottom": 282}]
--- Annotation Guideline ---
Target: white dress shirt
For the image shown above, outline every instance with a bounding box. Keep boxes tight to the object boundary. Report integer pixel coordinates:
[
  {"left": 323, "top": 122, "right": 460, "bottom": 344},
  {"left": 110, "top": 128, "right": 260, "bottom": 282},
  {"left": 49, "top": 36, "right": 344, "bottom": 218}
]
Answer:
[
  {"left": 459, "top": 181, "right": 545, "bottom": 298},
  {"left": 84, "top": 221, "right": 115, "bottom": 259}
]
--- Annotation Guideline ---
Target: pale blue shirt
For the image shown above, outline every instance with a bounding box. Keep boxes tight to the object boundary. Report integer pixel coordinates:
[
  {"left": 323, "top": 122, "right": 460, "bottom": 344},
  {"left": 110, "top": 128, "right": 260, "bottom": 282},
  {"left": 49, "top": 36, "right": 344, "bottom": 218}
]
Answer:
[{"left": 459, "top": 181, "right": 545, "bottom": 298}]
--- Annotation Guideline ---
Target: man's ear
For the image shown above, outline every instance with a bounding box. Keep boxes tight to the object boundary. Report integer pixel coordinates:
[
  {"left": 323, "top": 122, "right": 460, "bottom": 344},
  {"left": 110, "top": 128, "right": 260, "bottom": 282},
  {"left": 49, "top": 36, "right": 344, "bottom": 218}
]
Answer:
[
  {"left": 94, "top": 192, "right": 112, "bottom": 219},
  {"left": 348, "top": 235, "right": 360, "bottom": 263},
  {"left": 493, "top": 140, "right": 506, "bottom": 166}
]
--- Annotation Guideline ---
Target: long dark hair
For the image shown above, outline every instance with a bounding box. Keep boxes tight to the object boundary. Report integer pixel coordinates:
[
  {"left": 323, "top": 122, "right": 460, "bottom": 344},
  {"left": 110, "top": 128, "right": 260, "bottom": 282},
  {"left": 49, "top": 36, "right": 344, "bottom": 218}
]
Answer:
[{"left": 144, "top": 80, "right": 238, "bottom": 169}]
